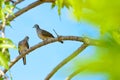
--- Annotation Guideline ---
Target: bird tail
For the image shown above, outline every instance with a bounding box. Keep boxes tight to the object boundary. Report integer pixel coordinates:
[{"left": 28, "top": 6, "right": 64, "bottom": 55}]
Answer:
[
  {"left": 53, "top": 29, "right": 63, "bottom": 44},
  {"left": 23, "top": 56, "right": 26, "bottom": 65},
  {"left": 59, "top": 41, "right": 63, "bottom": 43}
]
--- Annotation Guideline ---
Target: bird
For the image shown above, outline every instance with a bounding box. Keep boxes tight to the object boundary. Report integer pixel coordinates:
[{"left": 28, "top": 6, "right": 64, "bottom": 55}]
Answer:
[
  {"left": 18, "top": 36, "right": 29, "bottom": 65},
  {"left": 33, "top": 24, "right": 63, "bottom": 43}
]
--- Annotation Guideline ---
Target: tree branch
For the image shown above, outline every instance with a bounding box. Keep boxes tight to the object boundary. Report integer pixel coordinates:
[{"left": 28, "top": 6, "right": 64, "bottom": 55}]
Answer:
[
  {"left": 65, "top": 67, "right": 86, "bottom": 80},
  {"left": 65, "top": 61, "right": 104, "bottom": 80},
  {"left": 13, "top": 0, "right": 24, "bottom": 5},
  {"left": 7, "top": 0, "right": 55, "bottom": 21},
  {"left": 0, "top": 0, "right": 25, "bottom": 30},
  {"left": 0, "top": 36, "right": 102, "bottom": 78},
  {"left": 45, "top": 43, "right": 88, "bottom": 80}
]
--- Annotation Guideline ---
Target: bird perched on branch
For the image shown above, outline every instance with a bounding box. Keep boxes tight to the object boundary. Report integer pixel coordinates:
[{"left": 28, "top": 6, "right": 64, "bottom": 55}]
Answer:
[
  {"left": 18, "top": 36, "right": 29, "bottom": 65},
  {"left": 33, "top": 24, "right": 63, "bottom": 43}
]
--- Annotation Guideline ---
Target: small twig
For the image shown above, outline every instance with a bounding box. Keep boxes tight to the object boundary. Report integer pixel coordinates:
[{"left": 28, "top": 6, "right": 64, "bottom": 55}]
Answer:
[
  {"left": 0, "top": 0, "right": 55, "bottom": 26},
  {"left": 45, "top": 43, "right": 88, "bottom": 80},
  {"left": 14, "top": 0, "right": 24, "bottom": 5},
  {"left": 7, "top": 1, "right": 43, "bottom": 21},
  {"left": 7, "top": 0, "right": 55, "bottom": 21},
  {"left": 0, "top": 0, "right": 24, "bottom": 32}
]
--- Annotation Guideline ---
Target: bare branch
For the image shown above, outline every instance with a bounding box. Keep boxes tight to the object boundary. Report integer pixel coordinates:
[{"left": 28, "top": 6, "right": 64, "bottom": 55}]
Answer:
[
  {"left": 0, "top": 0, "right": 24, "bottom": 31},
  {"left": 14, "top": 0, "right": 24, "bottom": 5},
  {"left": 0, "top": 0, "right": 55, "bottom": 30},
  {"left": 0, "top": 36, "right": 102, "bottom": 78},
  {"left": 7, "top": 0, "right": 55, "bottom": 21},
  {"left": 0, "top": 0, "right": 25, "bottom": 32},
  {"left": 65, "top": 61, "right": 104, "bottom": 80},
  {"left": 45, "top": 43, "right": 88, "bottom": 80}
]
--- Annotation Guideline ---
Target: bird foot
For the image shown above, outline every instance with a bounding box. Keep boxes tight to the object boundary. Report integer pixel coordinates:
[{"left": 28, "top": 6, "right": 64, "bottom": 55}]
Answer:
[{"left": 58, "top": 36, "right": 63, "bottom": 43}]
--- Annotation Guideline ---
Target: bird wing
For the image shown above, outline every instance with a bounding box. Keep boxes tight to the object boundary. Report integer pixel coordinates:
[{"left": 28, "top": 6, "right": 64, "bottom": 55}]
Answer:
[
  {"left": 41, "top": 29, "right": 54, "bottom": 38},
  {"left": 18, "top": 41, "right": 22, "bottom": 55},
  {"left": 25, "top": 41, "right": 29, "bottom": 49}
]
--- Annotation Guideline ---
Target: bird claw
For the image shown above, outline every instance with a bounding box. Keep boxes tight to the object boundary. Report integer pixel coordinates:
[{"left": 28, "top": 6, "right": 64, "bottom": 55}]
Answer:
[{"left": 58, "top": 36, "right": 64, "bottom": 43}]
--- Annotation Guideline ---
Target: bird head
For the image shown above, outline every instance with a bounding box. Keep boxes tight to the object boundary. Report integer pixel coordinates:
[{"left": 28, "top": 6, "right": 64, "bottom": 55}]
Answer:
[
  {"left": 33, "top": 24, "right": 39, "bottom": 29},
  {"left": 25, "top": 36, "right": 29, "bottom": 40}
]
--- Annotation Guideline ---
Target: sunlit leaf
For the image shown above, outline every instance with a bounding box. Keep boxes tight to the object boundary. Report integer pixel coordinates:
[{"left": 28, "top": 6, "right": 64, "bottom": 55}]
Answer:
[
  {"left": 0, "top": 0, "right": 14, "bottom": 24},
  {"left": 55, "top": 0, "right": 63, "bottom": 16},
  {"left": 68, "top": 0, "right": 120, "bottom": 36},
  {"left": 0, "top": 9, "right": 5, "bottom": 22},
  {"left": 69, "top": 0, "right": 84, "bottom": 20},
  {"left": 0, "top": 78, "right": 4, "bottom": 80},
  {"left": 0, "top": 52, "right": 9, "bottom": 69},
  {"left": 0, "top": 38, "right": 16, "bottom": 49},
  {"left": 63, "top": 0, "right": 71, "bottom": 9},
  {"left": 53, "top": 0, "right": 71, "bottom": 15},
  {"left": 0, "top": 44, "right": 16, "bottom": 49},
  {"left": 51, "top": 3, "right": 56, "bottom": 9},
  {"left": 4, "top": 4, "right": 14, "bottom": 14},
  {"left": 111, "top": 29, "right": 120, "bottom": 45},
  {"left": 0, "top": 0, "right": 4, "bottom": 8}
]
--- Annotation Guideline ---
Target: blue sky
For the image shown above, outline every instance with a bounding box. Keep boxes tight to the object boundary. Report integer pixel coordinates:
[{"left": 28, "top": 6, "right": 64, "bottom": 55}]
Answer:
[{"left": 5, "top": 1, "right": 107, "bottom": 80}]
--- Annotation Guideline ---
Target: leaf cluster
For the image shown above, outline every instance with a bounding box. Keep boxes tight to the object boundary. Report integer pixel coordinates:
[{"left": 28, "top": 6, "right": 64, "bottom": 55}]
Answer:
[
  {"left": 0, "top": 0, "right": 14, "bottom": 25},
  {"left": 0, "top": 38, "right": 16, "bottom": 69},
  {"left": 53, "top": 0, "right": 120, "bottom": 79}
]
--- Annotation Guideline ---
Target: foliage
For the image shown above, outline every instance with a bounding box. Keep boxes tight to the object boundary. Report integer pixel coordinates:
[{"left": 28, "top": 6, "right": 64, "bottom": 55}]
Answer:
[
  {"left": 0, "top": 0, "right": 119, "bottom": 80},
  {"left": 51, "top": 0, "right": 71, "bottom": 15},
  {"left": 0, "top": 0, "right": 15, "bottom": 70},
  {"left": 0, "top": 38, "right": 16, "bottom": 69},
  {"left": 54, "top": 0, "right": 120, "bottom": 42},
  {"left": 0, "top": 0, "right": 14, "bottom": 24},
  {"left": 53, "top": 0, "right": 120, "bottom": 79},
  {"left": 72, "top": 34, "right": 120, "bottom": 80}
]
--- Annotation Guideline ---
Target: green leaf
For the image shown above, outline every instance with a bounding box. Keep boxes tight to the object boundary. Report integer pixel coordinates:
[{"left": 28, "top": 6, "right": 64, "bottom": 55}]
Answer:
[
  {"left": 0, "top": 38, "right": 16, "bottom": 49},
  {"left": 0, "top": 52, "right": 9, "bottom": 69},
  {"left": 55, "top": 0, "right": 63, "bottom": 16},
  {"left": 0, "top": 44, "right": 16, "bottom": 49},
  {"left": 0, "top": 0, "right": 4, "bottom": 8},
  {"left": 0, "top": 78, "right": 4, "bottom": 80},
  {"left": 0, "top": 48, "right": 10, "bottom": 62},
  {"left": 67, "top": 0, "right": 120, "bottom": 35},
  {"left": 0, "top": 1, "right": 5, "bottom": 22},
  {"left": 4, "top": 2, "right": 14, "bottom": 15},
  {"left": 63, "top": 0, "right": 71, "bottom": 9},
  {"left": 51, "top": 0, "right": 71, "bottom": 16},
  {"left": 0, "top": 0, "right": 14, "bottom": 24},
  {"left": 0, "top": 9, "right": 5, "bottom": 22},
  {"left": 111, "top": 29, "right": 120, "bottom": 45},
  {"left": 51, "top": 3, "right": 56, "bottom": 9}
]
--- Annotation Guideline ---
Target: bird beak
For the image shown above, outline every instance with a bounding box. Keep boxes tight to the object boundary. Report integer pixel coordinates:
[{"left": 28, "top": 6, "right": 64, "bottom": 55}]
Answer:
[{"left": 33, "top": 25, "right": 36, "bottom": 28}]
